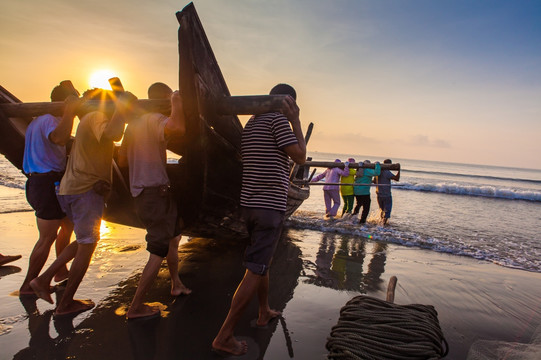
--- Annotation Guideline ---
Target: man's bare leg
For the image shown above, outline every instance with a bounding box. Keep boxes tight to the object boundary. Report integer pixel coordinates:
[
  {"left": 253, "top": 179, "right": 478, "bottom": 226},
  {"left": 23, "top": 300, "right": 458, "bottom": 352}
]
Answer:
[
  {"left": 54, "top": 242, "right": 97, "bottom": 316},
  {"left": 19, "top": 218, "right": 61, "bottom": 294},
  {"left": 212, "top": 269, "right": 262, "bottom": 356},
  {"left": 256, "top": 273, "right": 281, "bottom": 326},
  {"left": 126, "top": 253, "right": 163, "bottom": 319},
  {"left": 166, "top": 235, "right": 191, "bottom": 296},
  {"left": 29, "top": 239, "right": 78, "bottom": 303},
  {"left": 54, "top": 218, "right": 73, "bottom": 282}
]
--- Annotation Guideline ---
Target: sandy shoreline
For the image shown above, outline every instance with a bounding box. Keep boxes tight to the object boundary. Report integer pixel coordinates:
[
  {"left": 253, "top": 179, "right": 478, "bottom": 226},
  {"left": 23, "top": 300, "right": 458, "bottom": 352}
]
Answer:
[{"left": 1, "top": 210, "right": 540, "bottom": 359}]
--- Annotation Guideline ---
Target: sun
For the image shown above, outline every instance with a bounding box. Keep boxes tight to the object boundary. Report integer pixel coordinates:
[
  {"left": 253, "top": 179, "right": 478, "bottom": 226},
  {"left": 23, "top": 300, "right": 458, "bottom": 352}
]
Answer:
[{"left": 88, "top": 69, "right": 118, "bottom": 90}]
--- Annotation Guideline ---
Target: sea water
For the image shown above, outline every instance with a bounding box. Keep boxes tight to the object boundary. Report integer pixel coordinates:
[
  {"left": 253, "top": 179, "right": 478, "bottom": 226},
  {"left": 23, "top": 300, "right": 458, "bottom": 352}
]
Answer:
[
  {"left": 1, "top": 152, "right": 540, "bottom": 273},
  {"left": 291, "top": 152, "right": 541, "bottom": 273}
]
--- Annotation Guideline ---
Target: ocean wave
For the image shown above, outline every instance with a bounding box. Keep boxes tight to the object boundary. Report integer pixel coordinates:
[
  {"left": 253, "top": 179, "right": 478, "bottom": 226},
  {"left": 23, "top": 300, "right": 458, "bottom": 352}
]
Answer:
[
  {"left": 286, "top": 211, "right": 541, "bottom": 273},
  {"left": 406, "top": 169, "right": 541, "bottom": 185},
  {"left": 396, "top": 182, "right": 541, "bottom": 202},
  {"left": 0, "top": 177, "right": 25, "bottom": 190}
]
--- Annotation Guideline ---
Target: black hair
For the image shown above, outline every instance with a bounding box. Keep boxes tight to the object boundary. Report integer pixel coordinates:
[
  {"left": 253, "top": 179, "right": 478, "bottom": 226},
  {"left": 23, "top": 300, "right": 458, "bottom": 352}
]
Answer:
[{"left": 269, "top": 83, "right": 296, "bottom": 100}]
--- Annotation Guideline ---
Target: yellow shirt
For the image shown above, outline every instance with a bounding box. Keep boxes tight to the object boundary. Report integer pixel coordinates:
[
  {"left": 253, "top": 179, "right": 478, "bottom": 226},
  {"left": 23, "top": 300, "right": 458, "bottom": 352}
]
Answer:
[
  {"left": 340, "top": 168, "right": 356, "bottom": 195},
  {"left": 59, "top": 112, "right": 113, "bottom": 195}
]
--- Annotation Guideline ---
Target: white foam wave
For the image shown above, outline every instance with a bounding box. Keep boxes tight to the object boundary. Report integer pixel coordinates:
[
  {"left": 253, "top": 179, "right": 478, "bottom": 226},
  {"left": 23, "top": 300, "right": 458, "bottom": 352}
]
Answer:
[
  {"left": 286, "top": 211, "right": 541, "bottom": 273},
  {"left": 398, "top": 182, "right": 541, "bottom": 202}
]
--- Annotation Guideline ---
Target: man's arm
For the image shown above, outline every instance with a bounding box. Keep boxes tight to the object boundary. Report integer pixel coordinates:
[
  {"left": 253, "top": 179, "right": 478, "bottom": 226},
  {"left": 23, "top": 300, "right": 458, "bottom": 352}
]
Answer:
[
  {"left": 281, "top": 96, "right": 306, "bottom": 164},
  {"left": 103, "top": 92, "right": 137, "bottom": 142},
  {"left": 391, "top": 168, "right": 400, "bottom": 182},
  {"left": 49, "top": 95, "right": 80, "bottom": 146},
  {"left": 164, "top": 91, "right": 186, "bottom": 137}
]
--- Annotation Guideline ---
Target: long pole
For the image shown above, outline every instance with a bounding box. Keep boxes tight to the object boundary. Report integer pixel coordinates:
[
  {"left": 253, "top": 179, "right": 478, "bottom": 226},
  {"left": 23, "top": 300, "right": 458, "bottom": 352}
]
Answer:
[
  {"left": 304, "top": 182, "right": 399, "bottom": 187},
  {"left": 0, "top": 95, "right": 291, "bottom": 118},
  {"left": 299, "top": 161, "right": 400, "bottom": 171}
]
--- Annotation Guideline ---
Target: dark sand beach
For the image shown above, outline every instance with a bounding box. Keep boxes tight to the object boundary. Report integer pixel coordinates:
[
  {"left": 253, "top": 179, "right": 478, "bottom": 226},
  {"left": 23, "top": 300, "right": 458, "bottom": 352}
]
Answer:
[{"left": 1, "top": 210, "right": 540, "bottom": 359}]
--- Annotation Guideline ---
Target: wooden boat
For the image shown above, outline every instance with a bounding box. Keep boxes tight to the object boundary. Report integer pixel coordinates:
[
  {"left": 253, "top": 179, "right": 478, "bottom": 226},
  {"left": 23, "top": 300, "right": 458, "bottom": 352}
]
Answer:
[{"left": 0, "top": 3, "right": 311, "bottom": 239}]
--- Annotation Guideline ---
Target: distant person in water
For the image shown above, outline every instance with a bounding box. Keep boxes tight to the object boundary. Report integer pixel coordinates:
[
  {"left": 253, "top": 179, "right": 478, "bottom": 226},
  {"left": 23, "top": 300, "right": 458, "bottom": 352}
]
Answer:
[
  {"left": 353, "top": 160, "right": 381, "bottom": 224},
  {"left": 118, "top": 82, "right": 191, "bottom": 319},
  {"left": 19, "top": 81, "right": 79, "bottom": 296},
  {"left": 340, "top": 157, "right": 356, "bottom": 217},
  {"left": 0, "top": 253, "right": 22, "bottom": 266},
  {"left": 212, "top": 83, "right": 306, "bottom": 356},
  {"left": 311, "top": 159, "right": 350, "bottom": 219},
  {"left": 375, "top": 159, "right": 400, "bottom": 225},
  {"left": 30, "top": 88, "right": 135, "bottom": 316}
]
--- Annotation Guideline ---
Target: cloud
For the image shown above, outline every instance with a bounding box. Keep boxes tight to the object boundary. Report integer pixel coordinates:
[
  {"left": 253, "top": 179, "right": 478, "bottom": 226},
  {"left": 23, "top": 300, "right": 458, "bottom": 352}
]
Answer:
[{"left": 403, "top": 135, "right": 451, "bottom": 148}]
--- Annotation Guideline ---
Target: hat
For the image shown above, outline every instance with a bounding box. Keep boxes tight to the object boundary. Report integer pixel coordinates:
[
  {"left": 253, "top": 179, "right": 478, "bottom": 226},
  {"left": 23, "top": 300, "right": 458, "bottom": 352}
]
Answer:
[
  {"left": 334, "top": 159, "right": 341, "bottom": 162},
  {"left": 363, "top": 160, "right": 371, "bottom": 164},
  {"left": 384, "top": 159, "right": 392, "bottom": 164},
  {"left": 348, "top": 158, "right": 355, "bottom": 163}
]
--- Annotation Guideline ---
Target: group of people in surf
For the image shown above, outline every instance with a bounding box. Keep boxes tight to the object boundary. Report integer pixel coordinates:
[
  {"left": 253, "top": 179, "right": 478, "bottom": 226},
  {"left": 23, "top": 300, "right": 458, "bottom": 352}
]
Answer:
[{"left": 311, "top": 158, "right": 400, "bottom": 225}]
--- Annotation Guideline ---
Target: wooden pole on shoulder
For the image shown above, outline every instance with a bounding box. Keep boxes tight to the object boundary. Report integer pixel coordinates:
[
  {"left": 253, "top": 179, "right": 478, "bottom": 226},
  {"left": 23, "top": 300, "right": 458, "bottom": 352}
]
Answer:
[
  {"left": 300, "top": 160, "right": 400, "bottom": 171},
  {"left": 0, "top": 94, "right": 291, "bottom": 118}
]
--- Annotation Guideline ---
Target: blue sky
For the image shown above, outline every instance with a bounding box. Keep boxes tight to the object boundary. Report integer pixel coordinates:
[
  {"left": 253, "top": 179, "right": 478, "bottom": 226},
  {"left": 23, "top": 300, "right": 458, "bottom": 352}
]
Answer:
[{"left": 1, "top": 0, "right": 540, "bottom": 168}]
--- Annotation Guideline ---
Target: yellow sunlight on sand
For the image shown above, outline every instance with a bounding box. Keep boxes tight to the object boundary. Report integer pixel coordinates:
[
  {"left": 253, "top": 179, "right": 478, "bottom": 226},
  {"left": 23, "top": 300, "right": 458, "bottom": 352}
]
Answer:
[{"left": 89, "top": 69, "right": 118, "bottom": 90}]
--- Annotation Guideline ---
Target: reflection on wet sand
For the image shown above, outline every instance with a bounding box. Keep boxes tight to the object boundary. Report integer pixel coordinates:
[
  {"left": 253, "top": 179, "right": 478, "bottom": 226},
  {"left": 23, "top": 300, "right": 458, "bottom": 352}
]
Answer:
[
  {"left": 13, "top": 235, "right": 303, "bottom": 360},
  {"left": 15, "top": 290, "right": 88, "bottom": 359},
  {"left": 303, "top": 233, "right": 387, "bottom": 292}
]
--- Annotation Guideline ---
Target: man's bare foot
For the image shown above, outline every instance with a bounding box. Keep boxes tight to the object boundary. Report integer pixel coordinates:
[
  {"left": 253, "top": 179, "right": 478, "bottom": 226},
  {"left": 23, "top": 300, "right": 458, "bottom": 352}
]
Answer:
[
  {"left": 55, "top": 299, "right": 95, "bottom": 317},
  {"left": 126, "top": 303, "right": 160, "bottom": 319},
  {"left": 171, "top": 282, "right": 192, "bottom": 297},
  {"left": 257, "top": 309, "right": 281, "bottom": 327},
  {"left": 20, "top": 283, "right": 55, "bottom": 296},
  {"left": 0, "top": 254, "right": 21, "bottom": 266},
  {"left": 29, "top": 278, "right": 54, "bottom": 304},
  {"left": 54, "top": 268, "right": 69, "bottom": 283},
  {"left": 212, "top": 336, "right": 248, "bottom": 356}
]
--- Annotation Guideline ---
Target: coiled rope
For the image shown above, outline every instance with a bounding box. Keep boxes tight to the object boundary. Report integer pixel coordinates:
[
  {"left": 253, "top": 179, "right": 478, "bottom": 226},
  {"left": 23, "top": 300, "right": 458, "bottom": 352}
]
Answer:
[{"left": 326, "top": 294, "right": 448, "bottom": 359}]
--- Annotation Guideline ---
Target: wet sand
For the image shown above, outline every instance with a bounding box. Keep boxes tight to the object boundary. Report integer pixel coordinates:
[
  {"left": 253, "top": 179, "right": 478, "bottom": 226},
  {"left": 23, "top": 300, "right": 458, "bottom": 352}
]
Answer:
[{"left": 1, "top": 211, "right": 540, "bottom": 359}]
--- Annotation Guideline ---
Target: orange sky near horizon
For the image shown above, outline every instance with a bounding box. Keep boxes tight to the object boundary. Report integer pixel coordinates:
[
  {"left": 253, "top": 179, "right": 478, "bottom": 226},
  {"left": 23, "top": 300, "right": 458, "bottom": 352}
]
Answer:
[{"left": 1, "top": 0, "right": 540, "bottom": 170}]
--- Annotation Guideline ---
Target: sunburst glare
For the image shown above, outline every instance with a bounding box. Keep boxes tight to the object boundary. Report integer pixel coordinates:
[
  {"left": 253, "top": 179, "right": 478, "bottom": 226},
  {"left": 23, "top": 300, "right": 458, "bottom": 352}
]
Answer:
[{"left": 89, "top": 69, "right": 117, "bottom": 90}]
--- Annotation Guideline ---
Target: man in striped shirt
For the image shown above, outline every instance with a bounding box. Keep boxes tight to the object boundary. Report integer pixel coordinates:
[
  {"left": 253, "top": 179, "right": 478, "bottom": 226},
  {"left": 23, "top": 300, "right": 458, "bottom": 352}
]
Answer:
[{"left": 212, "top": 84, "right": 306, "bottom": 356}]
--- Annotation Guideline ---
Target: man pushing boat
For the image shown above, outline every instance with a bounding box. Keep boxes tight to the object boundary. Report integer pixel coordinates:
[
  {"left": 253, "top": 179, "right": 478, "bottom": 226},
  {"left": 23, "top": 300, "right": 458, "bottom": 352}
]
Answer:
[{"left": 212, "top": 83, "right": 307, "bottom": 356}]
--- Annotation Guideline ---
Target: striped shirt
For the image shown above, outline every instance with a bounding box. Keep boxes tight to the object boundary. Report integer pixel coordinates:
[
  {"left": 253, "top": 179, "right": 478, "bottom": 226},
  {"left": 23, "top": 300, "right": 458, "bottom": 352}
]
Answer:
[{"left": 240, "top": 112, "right": 298, "bottom": 211}]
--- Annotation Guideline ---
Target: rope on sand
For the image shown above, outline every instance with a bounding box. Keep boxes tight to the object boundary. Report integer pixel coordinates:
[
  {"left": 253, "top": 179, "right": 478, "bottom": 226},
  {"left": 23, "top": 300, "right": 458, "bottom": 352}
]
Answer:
[{"left": 326, "top": 293, "right": 448, "bottom": 359}]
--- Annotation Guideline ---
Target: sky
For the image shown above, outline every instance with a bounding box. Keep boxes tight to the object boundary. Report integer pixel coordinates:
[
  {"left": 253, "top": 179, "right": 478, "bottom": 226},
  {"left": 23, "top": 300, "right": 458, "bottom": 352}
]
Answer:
[{"left": 1, "top": 0, "right": 540, "bottom": 169}]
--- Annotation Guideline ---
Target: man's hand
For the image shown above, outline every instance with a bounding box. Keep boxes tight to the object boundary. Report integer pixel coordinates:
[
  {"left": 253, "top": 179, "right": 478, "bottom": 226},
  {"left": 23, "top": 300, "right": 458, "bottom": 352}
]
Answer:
[
  {"left": 281, "top": 95, "right": 300, "bottom": 123},
  {"left": 64, "top": 95, "right": 81, "bottom": 117}
]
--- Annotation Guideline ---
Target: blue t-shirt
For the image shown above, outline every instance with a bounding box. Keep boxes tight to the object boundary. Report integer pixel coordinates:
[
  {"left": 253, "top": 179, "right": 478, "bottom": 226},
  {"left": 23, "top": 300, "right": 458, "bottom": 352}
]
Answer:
[
  {"left": 375, "top": 169, "right": 395, "bottom": 197},
  {"left": 22, "top": 114, "right": 66, "bottom": 174}
]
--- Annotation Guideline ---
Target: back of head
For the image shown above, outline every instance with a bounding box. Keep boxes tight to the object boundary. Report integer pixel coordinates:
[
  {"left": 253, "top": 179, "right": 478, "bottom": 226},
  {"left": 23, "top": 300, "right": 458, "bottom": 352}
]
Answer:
[
  {"left": 148, "top": 82, "right": 172, "bottom": 100},
  {"left": 269, "top": 83, "right": 296, "bottom": 100},
  {"left": 383, "top": 159, "right": 392, "bottom": 164},
  {"left": 50, "top": 80, "right": 80, "bottom": 102}
]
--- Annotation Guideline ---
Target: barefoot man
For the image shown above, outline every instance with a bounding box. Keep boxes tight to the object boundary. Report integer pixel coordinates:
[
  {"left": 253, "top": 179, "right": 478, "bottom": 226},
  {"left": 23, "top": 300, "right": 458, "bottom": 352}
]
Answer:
[
  {"left": 19, "top": 81, "right": 79, "bottom": 296},
  {"left": 212, "top": 84, "right": 306, "bottom": 356},
  {"left": 118, "top": 83, "right": 191, "bottom": 319},
  {"left": 30, "top": 89, "right": 135, "bottom": 316}
]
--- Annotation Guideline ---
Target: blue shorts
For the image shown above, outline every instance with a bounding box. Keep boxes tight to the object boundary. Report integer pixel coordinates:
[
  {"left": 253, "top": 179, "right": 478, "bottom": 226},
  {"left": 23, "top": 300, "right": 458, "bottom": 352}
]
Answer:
[
  {"left": 242, "top": 207, "right": 285, "bottom": 275},
  {"left": 25, "top": 172, "right": 65, "bottom": 220},
  {"left": 58, "top": 189, "right": 104, "bottom": 244},
  {"left": 377, "top": 195, "right": 393, "bottom": 219}
]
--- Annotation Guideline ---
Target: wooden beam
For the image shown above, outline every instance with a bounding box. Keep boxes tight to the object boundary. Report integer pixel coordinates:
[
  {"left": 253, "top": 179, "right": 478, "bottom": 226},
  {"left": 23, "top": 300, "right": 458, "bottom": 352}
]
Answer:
[
  {"left": 214, "top": 95, "right": 288, "bottom": 115},
  {"left": 0, "top": 99, "right": 171, "bottom": 118},
  {"left": 0, "top": 95, "right": 291, "bottom": 118},
  {"left": 301, "top": 160, "right": 401, "bottom": 170}
]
